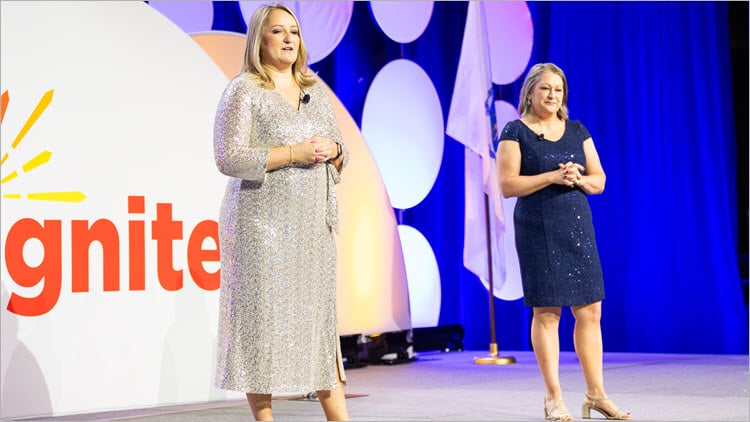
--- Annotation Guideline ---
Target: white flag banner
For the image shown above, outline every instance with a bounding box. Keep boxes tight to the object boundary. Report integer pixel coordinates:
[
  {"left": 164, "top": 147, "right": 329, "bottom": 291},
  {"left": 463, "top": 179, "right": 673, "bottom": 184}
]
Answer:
[{"left": 446, "top": 1, "right": 522, "bottom": 300}]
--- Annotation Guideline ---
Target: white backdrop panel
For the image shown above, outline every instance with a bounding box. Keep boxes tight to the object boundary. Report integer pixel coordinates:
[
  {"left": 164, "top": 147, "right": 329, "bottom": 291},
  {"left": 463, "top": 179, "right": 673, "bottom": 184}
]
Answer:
[{"left": 1, "top": 2, "right": 238, "bottom": 418}]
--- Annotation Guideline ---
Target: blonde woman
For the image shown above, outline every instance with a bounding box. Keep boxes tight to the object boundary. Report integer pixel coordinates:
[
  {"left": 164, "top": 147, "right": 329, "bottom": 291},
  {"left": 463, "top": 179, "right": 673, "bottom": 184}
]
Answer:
[
  {"left": 498, "top": 63, "right": 631, "bottom": 421},
  {"left": 212, "top": 4, "right": 349, "bottom": 421}
]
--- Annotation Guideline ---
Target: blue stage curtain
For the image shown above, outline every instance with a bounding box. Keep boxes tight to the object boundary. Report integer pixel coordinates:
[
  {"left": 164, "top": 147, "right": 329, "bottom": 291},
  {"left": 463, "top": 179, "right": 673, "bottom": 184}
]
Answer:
[
  {"left": 506, "top": 1, "right": 747, "bottom": 354},
  {"left": 213, "top": 1, "right": 747, "bottom": 354}
]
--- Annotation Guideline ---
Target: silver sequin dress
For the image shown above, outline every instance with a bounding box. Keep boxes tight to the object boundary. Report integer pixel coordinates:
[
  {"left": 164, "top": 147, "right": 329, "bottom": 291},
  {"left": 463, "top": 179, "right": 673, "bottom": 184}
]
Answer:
[{"left": 213, "top": 73, "right": 347, "bottom": 394}]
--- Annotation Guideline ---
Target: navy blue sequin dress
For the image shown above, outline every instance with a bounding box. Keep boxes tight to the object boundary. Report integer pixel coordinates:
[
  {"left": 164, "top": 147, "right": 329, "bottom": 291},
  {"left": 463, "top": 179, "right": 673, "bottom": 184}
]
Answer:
[{"left": 500, "top": 119, "right": 604, "bottom": 307}]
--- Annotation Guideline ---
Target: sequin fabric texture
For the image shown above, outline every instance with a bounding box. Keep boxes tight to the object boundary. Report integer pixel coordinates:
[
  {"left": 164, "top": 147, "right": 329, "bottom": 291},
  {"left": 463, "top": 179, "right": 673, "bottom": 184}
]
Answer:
[
  {"left": 500, "top": 119, "right": 605, "bottom": 307},
  {"left": 213, "top": 73, "right": 348, "bottom": 394}
]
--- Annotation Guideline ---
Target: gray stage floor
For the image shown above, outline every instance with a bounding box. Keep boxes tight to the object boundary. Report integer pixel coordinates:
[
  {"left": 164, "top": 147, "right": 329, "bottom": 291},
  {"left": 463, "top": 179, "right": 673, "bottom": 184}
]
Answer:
[{"left": 11, "top": 350, "right": 749, "bottom": 421}]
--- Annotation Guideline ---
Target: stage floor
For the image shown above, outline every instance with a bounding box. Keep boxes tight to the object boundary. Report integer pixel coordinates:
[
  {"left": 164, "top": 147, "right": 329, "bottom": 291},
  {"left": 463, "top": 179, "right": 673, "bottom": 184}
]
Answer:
[{"left": 12, "top": 350, "right": 749, "bottom": 421}]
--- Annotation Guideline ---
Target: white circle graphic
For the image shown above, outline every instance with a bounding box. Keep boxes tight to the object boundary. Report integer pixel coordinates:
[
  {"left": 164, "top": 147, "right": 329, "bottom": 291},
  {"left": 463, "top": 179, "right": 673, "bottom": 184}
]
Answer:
[
  {"left": 398, "top": 225, "right": 441, "bottom": 328},
  {"left": 361, "top": 59, "right": 444, "bottom": 210},
  {"left": 495, "top": 99, "right": 521, "bottom": 133},
  {"left": 370, "top": 1, "right": 433, "bottom": 44}
]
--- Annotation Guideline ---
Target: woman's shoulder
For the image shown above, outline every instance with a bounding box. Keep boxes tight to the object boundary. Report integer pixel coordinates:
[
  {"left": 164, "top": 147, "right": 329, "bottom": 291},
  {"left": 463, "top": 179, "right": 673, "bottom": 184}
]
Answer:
[
  {"left": 306, "top": 77, "right": 336, "bottom": 107},
  {"left": 221, "top": 73, "right": 263, "bottom": 95},
  {"left": 500, "top": 119, "right": 524, "bottom": 141},
  {"left": 228, "top": 73, "right": 262, "bottom": 90},
  {"left": 306, "top": 75, "right": 325, "bottom": 93},
  {"left": 567, "top": 119, "right": 592, "bottom": 140},
  {"left": 567, "top": 119, "right": 584, "bottom": 128},
  {"left": 220, "top": 74, "right": 271, "bottom": 105},
  {"left": 504, "top": 118, "right": 523, "bottom": 128}
]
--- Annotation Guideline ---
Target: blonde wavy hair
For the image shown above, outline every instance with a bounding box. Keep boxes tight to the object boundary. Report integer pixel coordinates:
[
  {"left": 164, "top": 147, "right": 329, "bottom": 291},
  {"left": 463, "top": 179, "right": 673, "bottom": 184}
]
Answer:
[
  {"left": 517, "top": 62, "right": 569, "bottom": 120},
  {"left": 241, "top": 3, "right": 316, "bottom": 89}
]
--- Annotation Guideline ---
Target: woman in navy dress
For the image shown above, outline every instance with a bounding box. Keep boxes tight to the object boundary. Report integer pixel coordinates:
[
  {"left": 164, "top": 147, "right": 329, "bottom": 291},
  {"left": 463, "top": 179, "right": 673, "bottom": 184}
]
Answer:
[{"left": 498, "top": 63, "right": 631, "bottom": 421}]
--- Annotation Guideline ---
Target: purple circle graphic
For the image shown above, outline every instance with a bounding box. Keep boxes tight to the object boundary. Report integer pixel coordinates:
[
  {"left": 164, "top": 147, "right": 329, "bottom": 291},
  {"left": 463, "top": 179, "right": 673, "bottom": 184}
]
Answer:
[
  {"left": 148, "top": 1, "right": 213, "bottom": 34},
  {"left": 238, "top": 1, "right": 353, "bottom": 64},
  {"left": 484, "top": 2, "right": 534, "bottom": 85}
]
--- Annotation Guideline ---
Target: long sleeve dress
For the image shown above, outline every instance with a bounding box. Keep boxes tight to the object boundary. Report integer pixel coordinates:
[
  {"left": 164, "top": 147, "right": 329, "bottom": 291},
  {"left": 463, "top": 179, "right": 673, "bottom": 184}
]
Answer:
[{"left": 213, "top": 73, "right": 347, "bottom": 394}]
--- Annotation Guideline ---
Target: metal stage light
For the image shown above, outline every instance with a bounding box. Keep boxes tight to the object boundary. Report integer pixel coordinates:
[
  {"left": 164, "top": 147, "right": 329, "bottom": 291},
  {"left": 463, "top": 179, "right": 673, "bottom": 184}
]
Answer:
[
  {"left": 340, "top": 334, "right": 369, "bottom": 369},
  {"left": 341, "top": 325, "right": 466, "bottom": 369},
  {"left": 365, "top": 330, "right": 415, "bottom": 365},
  {"left": 412, "top": 324, "right": 465, "bottom": 353}
]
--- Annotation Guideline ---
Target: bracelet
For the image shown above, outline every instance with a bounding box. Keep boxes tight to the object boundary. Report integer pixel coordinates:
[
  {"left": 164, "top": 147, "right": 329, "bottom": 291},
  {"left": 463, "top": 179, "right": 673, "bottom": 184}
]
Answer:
[{"left": 288, "top": 145, "right": 293, "bottom": 164}]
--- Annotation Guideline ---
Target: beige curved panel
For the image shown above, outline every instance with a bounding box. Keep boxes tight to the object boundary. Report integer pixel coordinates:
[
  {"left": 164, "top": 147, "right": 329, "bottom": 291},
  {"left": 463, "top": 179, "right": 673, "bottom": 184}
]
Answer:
[
  {"left": 191, "top": 32, "right": 246, "bottom": 80},
  {"left": 192, "top": 33, "right": 411, "bottom": 336}
]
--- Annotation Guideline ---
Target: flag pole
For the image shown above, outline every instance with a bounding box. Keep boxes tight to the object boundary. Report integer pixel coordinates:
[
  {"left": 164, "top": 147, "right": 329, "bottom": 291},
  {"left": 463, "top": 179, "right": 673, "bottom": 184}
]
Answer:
[{"left": 473, "top": 191, "right": 516, "bottom": 365}]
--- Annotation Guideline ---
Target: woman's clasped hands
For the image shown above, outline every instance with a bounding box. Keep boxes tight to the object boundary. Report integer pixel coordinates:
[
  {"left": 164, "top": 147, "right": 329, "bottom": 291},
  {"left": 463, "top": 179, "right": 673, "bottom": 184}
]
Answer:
[
  {"left": 291, "top": 135, "right": 337, "bottom": 165},
  {"left": 558, "top": 161, "right": 585, "bottom": 188}
]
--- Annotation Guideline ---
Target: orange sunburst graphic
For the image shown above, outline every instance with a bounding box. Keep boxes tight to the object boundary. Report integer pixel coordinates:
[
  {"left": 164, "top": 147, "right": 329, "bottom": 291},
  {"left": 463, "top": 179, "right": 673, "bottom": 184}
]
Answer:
[{"left": 1, "top": 89, "right": 86, "bottom": 202}]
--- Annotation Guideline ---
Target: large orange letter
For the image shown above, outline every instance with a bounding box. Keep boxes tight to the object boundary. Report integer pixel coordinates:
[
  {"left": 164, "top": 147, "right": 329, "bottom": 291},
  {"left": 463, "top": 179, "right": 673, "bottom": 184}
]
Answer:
[
  {"left": 152, "top": 202, "right": 183, "bottom": 291},
  {"left": 71, "top": 219, "right": 120, "bottom": 292},
  {"left": 187, "top": 220, "right": 220, "bottom": 291},
  {"left": 5, "top": 219, "right": 63, "bottom": 316},
  {"left": 128, "top": 195, "right": 146, "bottom": 290}
]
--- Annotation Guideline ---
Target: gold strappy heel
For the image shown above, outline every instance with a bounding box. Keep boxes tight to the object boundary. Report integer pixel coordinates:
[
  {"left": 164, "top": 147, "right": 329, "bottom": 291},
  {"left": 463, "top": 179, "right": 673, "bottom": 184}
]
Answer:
[
  {"left": 581, "top": 394, "right": 631, "bottom": 420},
  {"left": 545, "top": 398, "right": 575, "bottom": 421}
]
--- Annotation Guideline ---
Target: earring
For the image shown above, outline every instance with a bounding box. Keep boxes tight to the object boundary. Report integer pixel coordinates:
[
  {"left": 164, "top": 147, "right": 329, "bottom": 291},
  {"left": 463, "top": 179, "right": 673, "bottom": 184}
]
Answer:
[{"left": 526, "top": 99, "right": 531, "bottom": 106}]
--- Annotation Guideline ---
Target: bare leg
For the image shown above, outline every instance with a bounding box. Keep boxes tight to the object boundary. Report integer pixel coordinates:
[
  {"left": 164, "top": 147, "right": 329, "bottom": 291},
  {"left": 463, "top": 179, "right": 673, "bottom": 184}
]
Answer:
[
  {"left": 317, "top": 364, "right": 349, "bottom": 422},
  {"left": 532, "top": 307, "right": 564, "bottom": 401},
  {"left": 572, "top": 302, "right": 629, "bottom": 419},
  {"left": 531, "top": 306, "right": 572, "bottom": 419},
  {"left": 571, "top": 302, "right": 604, "bottom": 396},
  {"left": 246, "top": 393, "right": 273, "bottom": 421}
]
